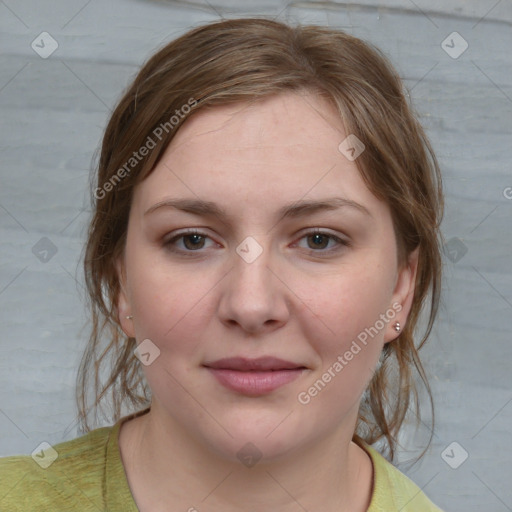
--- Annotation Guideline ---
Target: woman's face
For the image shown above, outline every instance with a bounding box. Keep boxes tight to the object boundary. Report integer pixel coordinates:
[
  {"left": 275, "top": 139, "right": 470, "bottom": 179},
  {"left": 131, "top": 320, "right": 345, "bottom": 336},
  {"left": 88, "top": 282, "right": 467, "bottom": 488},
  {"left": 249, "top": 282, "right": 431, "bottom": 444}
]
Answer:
[{"left": 117, "top": 92, "right": 417, "bottom": 461}]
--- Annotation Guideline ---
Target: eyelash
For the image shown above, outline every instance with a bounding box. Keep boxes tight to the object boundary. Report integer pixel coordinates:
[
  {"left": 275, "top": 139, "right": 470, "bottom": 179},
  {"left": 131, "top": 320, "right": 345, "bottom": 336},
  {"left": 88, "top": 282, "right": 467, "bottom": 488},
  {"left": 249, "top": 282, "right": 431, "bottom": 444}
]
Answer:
[{"left": 164, "top": 228, "right": 349, "bottom": 256}]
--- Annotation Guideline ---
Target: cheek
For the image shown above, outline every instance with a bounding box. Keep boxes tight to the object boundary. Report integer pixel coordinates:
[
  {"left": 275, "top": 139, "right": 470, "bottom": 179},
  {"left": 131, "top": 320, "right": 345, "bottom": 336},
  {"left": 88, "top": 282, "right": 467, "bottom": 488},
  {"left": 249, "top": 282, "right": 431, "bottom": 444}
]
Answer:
[
  {"left": 294, "top": 269, "right": 393, "bottom": 417},
  {"left": 128, "top": 264, "right": 217, "bottom": 405},
  {"left": 291, "top": 261, "right": 396, "bottom": 409},
  {"left": 126, "top": 248, "right": 217, "bottom": 353},
  {"left": 296, "top": 263, "right": 395, "bottom": 353}
]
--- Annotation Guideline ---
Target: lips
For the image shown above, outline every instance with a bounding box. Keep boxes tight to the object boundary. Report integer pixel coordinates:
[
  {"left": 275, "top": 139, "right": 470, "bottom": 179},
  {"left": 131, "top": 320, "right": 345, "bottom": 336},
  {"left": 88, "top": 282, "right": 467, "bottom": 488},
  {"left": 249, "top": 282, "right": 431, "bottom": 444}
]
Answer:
[
  {"left": 203, "top": 357, "right": 307, "bottom": 396},
  {"left": 204, "top": 356, "right": 305, "bottom": 371}
]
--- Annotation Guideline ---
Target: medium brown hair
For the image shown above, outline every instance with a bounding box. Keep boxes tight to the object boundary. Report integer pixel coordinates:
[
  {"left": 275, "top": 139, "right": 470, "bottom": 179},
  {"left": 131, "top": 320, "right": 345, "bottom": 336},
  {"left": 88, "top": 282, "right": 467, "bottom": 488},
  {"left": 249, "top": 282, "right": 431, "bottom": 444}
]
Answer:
[{"left": 78, "top": 17, "right": 443, "bottom": 462}]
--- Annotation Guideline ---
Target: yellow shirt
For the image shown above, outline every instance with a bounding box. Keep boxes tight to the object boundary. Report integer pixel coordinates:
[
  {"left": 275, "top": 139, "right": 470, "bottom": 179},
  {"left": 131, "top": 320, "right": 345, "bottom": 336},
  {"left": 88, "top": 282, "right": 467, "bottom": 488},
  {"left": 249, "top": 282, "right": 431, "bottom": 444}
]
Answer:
[{"left": 0, "top": 408, "right": 443, "bottom": 511}]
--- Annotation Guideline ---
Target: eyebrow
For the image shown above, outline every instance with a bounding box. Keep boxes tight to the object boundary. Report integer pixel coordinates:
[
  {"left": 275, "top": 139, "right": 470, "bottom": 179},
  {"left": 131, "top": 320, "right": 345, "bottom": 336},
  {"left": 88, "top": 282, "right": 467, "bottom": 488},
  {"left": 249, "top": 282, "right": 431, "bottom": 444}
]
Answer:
[{"left": 144, "top": 196, "right": 372, "bottom": 220}]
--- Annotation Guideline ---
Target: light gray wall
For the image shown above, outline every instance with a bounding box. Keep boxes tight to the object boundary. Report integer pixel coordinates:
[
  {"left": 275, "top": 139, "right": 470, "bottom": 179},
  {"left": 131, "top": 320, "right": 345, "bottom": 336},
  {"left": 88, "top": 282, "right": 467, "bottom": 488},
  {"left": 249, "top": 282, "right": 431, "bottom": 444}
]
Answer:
[{"left": 1, "top": 1, "right": 511, "bottom": 510}]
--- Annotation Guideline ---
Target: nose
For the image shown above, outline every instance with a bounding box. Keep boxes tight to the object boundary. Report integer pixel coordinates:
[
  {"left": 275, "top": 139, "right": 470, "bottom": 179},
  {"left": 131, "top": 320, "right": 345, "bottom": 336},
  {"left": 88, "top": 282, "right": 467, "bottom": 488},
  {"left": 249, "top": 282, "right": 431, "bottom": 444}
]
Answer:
[{"left": 217, "top": 241, "right": 290, "bottom": 335}]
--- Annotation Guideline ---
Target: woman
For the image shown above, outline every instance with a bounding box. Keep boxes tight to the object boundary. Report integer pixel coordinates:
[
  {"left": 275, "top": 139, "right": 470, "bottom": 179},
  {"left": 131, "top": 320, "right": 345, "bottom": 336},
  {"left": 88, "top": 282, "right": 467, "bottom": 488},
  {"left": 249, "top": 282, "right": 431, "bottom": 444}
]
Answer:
[{"left": 0, "top": 18, "right": 444, "bottom": 511}]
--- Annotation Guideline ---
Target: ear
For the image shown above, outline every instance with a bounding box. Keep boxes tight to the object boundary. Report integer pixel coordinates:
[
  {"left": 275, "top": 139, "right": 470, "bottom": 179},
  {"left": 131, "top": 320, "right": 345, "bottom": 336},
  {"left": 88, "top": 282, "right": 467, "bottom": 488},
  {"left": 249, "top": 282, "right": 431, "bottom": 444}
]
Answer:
[
  {"left": 115, "top": 255, "right": 135, "bottom": 338},
  {"left": 384, "top": 247, "right": 419, "bottom": 343}
]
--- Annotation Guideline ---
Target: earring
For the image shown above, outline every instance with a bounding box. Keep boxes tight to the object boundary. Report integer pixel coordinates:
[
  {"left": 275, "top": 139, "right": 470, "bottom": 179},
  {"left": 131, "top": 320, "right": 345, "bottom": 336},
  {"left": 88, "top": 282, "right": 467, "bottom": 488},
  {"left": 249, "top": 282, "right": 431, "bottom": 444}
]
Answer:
[
  {"left": 126, "top": 315, "right": 133, "bottom": 320},
  {"left": 393, "top": 322, "right": 401, "bottom": 332}
]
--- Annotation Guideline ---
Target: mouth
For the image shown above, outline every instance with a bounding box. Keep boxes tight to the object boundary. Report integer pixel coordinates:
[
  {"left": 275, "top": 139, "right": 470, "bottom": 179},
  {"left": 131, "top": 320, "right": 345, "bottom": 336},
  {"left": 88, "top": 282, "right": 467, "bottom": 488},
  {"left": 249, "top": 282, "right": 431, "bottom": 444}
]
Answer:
[{"left": 203, "top": 357, "right": 307, "bottom": 396}]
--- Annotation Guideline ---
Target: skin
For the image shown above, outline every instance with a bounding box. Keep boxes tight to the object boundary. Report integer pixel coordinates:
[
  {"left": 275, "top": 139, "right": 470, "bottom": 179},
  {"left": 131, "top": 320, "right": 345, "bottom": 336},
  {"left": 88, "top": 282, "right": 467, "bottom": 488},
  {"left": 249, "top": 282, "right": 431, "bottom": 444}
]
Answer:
[{"left": 116, "top": 91, "right": 419, "bottom": 512}]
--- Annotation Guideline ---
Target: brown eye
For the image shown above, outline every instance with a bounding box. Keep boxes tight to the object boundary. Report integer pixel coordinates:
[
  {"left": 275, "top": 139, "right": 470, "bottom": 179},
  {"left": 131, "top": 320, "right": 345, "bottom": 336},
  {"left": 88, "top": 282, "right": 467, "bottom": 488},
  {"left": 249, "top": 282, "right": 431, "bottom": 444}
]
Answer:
[
  {"left": 164, "top": 230, "right": 215, "bottom": 254},
  {"left": 182, "top": 234, "right": 206, "bottom": 250},
  {"left": 294, "top": 229, "right": 350, "bottom": 256},
  {"left": 306, "top": 233, "right": 330, "bottom": 250}
]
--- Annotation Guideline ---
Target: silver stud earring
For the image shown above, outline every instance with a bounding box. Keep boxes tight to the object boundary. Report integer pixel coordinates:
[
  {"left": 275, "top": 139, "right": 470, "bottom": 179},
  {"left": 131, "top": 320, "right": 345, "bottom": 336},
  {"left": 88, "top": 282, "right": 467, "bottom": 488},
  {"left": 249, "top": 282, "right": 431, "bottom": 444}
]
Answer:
[
  {"left": 126, "top": 315, "right": 133, "bottom": 320},
  {"left": 393, "top": 322, "right": 401, "bottom": 332}
]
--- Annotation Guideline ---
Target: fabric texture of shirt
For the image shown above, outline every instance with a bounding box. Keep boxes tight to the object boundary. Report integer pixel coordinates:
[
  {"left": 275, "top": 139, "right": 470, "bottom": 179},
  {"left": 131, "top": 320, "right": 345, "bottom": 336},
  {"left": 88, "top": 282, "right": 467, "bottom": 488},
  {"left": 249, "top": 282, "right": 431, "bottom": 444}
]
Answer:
[{"left": 0, "top": 407, "right": 444, "bottom": 511}]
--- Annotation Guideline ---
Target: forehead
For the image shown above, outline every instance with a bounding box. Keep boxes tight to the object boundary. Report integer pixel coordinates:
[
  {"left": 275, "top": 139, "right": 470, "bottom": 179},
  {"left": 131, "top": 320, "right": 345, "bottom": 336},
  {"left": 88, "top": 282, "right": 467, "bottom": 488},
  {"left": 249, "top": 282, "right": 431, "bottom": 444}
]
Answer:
[
  {"left": 167, "top": 92, "right": 344, "bottom": 162},
  {"left": 132, "top": 92, "right": 387, "bottom": 222}
]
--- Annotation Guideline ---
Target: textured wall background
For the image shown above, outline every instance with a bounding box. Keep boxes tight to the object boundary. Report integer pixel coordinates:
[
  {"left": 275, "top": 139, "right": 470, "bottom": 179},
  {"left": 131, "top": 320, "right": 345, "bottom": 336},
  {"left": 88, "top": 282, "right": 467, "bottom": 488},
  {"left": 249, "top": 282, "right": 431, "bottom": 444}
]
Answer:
[{"left": 1, "top": 1, "right": 511, "bottom": 510}]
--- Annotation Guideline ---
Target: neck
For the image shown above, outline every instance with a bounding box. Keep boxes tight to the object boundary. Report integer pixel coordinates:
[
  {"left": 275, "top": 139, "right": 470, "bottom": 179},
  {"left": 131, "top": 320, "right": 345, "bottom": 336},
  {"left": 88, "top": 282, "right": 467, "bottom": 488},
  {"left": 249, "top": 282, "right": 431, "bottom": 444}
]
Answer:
[{"left": 119, "top": 404, "right": 373, "bottom": 512}]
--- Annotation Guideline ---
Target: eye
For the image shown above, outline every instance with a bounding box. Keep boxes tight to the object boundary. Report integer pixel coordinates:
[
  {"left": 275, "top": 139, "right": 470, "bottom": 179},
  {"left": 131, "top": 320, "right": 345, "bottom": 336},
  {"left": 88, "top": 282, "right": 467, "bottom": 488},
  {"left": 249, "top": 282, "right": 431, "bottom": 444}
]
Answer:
[
  {"left": 295, "top": 229, "right": 349, "bottom": 253},
  {"left": 164, "top": 229, "right": 216, "bottom": 253},
  {"left": 163, "top": 228, "right": 348, "bottom": 256}
]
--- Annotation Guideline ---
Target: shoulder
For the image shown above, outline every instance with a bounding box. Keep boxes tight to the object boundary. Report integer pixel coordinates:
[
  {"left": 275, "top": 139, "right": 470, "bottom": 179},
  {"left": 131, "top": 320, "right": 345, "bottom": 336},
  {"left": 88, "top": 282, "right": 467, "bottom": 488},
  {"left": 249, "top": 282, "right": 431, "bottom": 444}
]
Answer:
[
  {"left": 0, "top": 425, "right": 113, "bottom": 512},
  {"left": 362, "top": 443, "right": 444, "bottom": 512}
]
